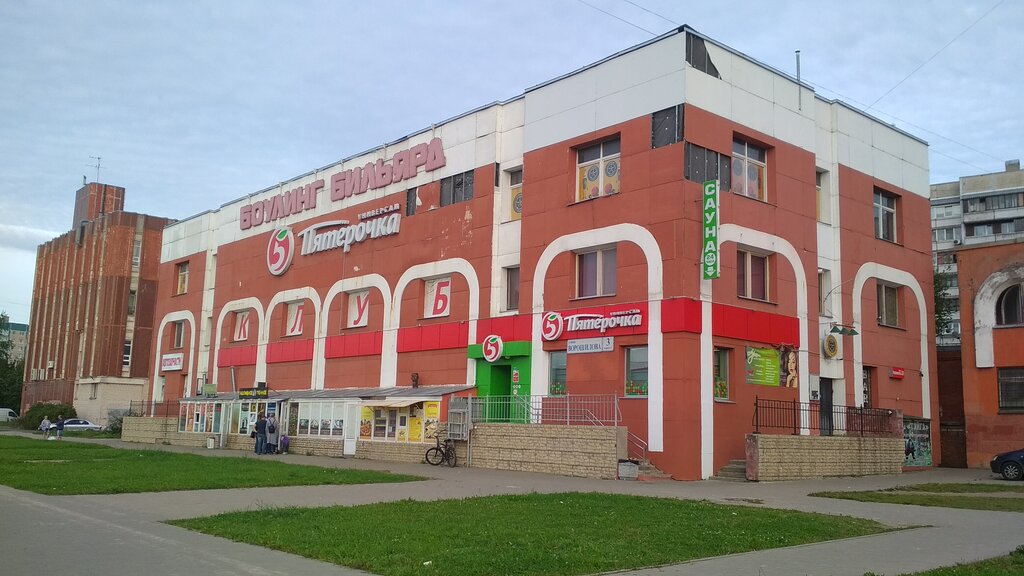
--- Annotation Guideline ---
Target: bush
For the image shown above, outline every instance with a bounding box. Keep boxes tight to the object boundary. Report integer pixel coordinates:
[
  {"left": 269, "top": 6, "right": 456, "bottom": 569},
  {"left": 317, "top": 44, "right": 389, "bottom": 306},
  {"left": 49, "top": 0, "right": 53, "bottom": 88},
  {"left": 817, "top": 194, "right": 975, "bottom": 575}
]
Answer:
[
  {"left": 106, "top": 408, "right": 127, "bottom": 436},
  {"left": 21, "top": 402, "right": 77, "bottom": 431}
]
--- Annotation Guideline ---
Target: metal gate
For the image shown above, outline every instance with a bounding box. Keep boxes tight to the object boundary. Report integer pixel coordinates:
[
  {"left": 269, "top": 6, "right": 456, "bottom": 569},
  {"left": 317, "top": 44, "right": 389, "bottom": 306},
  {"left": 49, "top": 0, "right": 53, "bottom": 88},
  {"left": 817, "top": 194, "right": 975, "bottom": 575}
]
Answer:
[{"left": 447, "top": 397, "right": 470, "bottom": 440}]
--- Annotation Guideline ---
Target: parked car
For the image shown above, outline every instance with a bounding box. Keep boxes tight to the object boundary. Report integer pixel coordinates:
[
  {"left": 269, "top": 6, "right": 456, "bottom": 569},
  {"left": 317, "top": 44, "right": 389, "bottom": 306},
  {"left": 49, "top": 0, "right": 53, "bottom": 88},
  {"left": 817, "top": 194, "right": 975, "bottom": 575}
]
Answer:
[
  {"left": 990, "top": 448, "right": 1024, "bottom": 481},
  {"left": 0, "top": 408, "right": 17, "bottom": 422},
  {"left": 50, "top": 418, "right": 103, "bottom": 432}
]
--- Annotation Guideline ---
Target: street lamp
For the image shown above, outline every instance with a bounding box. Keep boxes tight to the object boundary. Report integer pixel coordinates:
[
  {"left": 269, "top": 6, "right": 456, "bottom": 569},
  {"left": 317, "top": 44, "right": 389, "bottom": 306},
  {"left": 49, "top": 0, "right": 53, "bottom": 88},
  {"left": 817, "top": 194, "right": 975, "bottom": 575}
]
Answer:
[{"left": 829, "top": 322, "right": 859, "bottom": 336}]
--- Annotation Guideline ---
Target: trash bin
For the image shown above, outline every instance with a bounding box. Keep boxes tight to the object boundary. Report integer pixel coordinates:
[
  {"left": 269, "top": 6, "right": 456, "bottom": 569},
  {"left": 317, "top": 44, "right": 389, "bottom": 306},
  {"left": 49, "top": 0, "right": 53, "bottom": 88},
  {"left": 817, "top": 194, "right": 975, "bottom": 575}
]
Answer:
[
  {"left": 618, "top": 459, "right": 639, "bottom": 480},
  {"left": 206, "top": 436, "right": 216, "bottom": 449}
]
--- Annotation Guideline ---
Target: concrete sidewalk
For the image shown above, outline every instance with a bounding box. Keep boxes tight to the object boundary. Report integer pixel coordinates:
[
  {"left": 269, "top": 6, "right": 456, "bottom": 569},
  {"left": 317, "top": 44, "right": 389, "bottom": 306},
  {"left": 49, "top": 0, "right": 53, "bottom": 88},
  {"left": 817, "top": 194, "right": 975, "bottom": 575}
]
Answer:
[{"left": 2, "top": 430, "right": 1022, "bottom": 575}]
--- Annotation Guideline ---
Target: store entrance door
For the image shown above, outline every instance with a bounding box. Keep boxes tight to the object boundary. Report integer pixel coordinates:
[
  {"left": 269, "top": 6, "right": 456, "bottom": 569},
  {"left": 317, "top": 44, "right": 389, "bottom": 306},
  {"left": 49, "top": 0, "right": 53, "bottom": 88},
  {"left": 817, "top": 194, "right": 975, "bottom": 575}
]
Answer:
[{"left": 819, "top": 378, "right": 834, "bottom": 436}]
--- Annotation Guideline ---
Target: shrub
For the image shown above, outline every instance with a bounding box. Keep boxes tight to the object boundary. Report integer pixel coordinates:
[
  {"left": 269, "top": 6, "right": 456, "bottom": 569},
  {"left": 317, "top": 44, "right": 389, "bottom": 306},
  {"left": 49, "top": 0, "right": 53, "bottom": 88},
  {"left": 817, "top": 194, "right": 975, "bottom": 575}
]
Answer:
[
  {"left": 21, "top": 402, "right": 77, "bottom": 431},
  {"left": 106, "top": 408, "right": 127, "bottom": 436}
]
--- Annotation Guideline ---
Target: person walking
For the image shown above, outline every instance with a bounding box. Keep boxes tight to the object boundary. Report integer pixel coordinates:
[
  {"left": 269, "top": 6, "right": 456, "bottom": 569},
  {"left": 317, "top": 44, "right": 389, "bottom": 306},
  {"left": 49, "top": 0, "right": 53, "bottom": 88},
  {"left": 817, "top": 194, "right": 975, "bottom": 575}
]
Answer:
[
  {"left": 40, "top": 415, "right": 51, "bottom": 439},
  {"left": 254, "top": 414, "right": 267, "bottom": 455},
  {"left": 55, "top": 415, "right": 65, "bottom": 440},
  {"left": 265, "top": 414, "right": 279, "bottom": 454}
]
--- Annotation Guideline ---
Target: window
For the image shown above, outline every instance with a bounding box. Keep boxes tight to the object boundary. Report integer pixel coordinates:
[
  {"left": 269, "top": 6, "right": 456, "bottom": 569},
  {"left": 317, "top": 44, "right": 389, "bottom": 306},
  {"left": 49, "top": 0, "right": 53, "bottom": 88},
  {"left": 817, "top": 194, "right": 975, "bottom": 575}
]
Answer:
[
  {"left": 684, "top": 142, "right": 731, "bottom": 188},
  {"left": 132, "top": 238, "right": 142, "bottom": 266},
  {"left": 651, "top": 105, "right": 683, "bottom": 148},
  {"left": 625, "top": 346, "right": 648, "bottom": 397},
  {"left": 996, "top": 284, "right": 1023, "bottom": 326},
  {"left": 122, "top": 340, "right": 132, "bottom": 368},
  {"left": 935, "top": 251, "right": 956, "bottom": 266},
  {"left": 964, "top": 192, "right": 1024, "bottom": 213},
  {"left": 233, "top": 310, "right": 250, "bottom": 341},
  {"left": 296, "top": 402, "right": 347, "bottom": 437},
  {"left": 873, "top": 189, "right": 897, "bottom": 242},
  {"left": 737, "top": 249, "right": 768, "bottom": 301},
  {"left": 713, "top": 348, "right": 730, "bottom": 400},
  {"left": 504, "top": 266, "right": 520, "bottom": 311},
  {"left": 405, "top": 188, "right": 417, "bottom": 216},
  {"left": 576, "top": 138, "right": 620, "bottom": 201},
  {"left": 932, "top": 227, "right": 961, "bottom": 243},
  {"left": 730, "top": 139, "right": 767, "bottom": 201},
  {"left": 172, "top": 321, "right": 185, "bottom": 349},
  {"left": 998, "top": 368, "right": 1024, "bottom": 411},
  {"left": 127, "top": 290, "right": 137, "bottom": 316},
  {"left": 576, "top": 247, "right": 616, "bottom": 298},
  {"left": 175, "top": 262, "right": 189, "bottom": 295},
  {"left": 940, "top": 320, "right": 961, "bottom": 336},
  {"left": 440, "top": 170, "right": 474, "bottom": 207},
  {"left": 816, "top": 171, "right": 831, "bottom": 223},
  {"left": 549, "top": 350, "right": 567, "bottom": 396},
  {"left": 509, "top": 169, "right": 523, "bottom": 221},
  {"left": 932, "top": 203, "right": 959, "bottom": 219},
  {"left": 877, "top": 283, "right": 900, "bottom": 327},
  {"left": 818, "top": 269, "right": 833, "bottom": 317},
  {"left": 285, "top": 302, "right": 303, "bottom": 336}
]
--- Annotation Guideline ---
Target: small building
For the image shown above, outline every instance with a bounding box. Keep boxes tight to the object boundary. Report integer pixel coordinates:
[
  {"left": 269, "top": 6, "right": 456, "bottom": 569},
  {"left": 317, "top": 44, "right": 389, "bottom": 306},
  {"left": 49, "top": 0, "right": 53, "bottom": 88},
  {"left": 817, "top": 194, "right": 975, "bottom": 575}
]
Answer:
[
  {"left": 21, "top": 182, "right": 171, "bottom": 425},
  {"left": 1, "top": 315, "right": 28, "bottom": 363}
]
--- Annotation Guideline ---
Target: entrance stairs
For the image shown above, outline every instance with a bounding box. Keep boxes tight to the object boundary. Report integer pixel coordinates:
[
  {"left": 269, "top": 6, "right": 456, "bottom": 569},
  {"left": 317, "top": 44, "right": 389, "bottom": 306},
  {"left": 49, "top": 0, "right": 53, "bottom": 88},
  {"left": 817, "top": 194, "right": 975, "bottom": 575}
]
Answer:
[
  {"left": 637, "top": 460, "right": 673, "bottom": 481},
  {"left": 714, "top": 459, "right": 749, "bottom": 482}
]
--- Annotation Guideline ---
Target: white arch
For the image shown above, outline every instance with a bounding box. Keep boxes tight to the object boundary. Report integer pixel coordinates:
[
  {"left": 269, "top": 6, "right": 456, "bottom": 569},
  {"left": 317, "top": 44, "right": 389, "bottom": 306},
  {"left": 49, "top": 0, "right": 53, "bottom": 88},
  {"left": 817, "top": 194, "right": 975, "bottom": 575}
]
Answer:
[
  {"left": 264, "top": 288, "right": 323, "bottom": 389},
  {"left": 150, "top": 310, "right": 197, "bottom": 406},
  {"left": 973, "top": 263, "right": 1024, "bottom": 368},
  {"left": 212, "top": 298, "right": 266, "bottom": 389},
  {"left": 531, "top": 224, "right": 665, "bottom": 451},
  {"left": 852, "top": 263, "right": 931, "bottom": 419},
  {"left": 712, "top": 225, "right": 810, "bottom": 460},
  {"left": 387, "top": 259, "right": 480, "bottom": 389},
  {"left": 317, "top": 274, "right": 393, "bottom": 389}
]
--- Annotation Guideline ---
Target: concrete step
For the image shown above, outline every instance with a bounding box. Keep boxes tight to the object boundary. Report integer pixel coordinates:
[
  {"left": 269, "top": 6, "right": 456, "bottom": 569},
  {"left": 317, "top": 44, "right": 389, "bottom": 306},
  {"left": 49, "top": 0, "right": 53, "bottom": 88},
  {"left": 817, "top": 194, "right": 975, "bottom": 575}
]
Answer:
[{"left": 715, "top": 460, "right": 749, "bottom": 482}]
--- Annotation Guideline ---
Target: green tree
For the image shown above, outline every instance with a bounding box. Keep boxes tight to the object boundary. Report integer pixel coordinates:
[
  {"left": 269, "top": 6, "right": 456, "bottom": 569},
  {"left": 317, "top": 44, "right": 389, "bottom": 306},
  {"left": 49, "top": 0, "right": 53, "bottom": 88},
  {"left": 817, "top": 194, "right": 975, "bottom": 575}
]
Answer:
[
  {"left": 933, "top": 271, "right": 957, "bottom": 339},
  {"left": 0, "top": 312, "right": 23, "bottom": 410}
]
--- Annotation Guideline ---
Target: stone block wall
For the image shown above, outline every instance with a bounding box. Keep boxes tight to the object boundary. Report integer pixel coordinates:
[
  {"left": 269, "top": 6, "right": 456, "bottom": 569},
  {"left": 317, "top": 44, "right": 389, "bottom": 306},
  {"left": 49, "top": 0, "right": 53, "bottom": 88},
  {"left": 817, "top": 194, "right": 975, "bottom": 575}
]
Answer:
[
  {"left": 356, "top": 440, "right": 437, "bottom": 463},
  {"left": 469, "top": 423, "right": 621, "bottom": 479},
  {"left": 746, "top": 434, "right": 904, "bottom": 481}
]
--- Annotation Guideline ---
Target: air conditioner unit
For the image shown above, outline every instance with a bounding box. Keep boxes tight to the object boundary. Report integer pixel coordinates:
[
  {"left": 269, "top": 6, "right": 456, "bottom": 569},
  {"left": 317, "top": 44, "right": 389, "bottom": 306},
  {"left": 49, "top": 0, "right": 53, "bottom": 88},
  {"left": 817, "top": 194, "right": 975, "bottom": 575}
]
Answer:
[
  {"left": 46, "top": 360, "right": 54, "bottom": 369},
  {"left": 953, "top": 239, "right": 962, "bottom": 245}
]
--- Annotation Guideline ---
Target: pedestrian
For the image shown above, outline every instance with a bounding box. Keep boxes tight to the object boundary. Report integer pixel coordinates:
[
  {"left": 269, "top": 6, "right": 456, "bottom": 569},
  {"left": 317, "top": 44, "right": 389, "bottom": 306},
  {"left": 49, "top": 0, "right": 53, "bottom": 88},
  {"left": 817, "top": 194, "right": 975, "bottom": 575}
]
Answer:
[
  {"left": 40, "top": 415, "right": 51, "bottom": 439},
  {"left": 254, "top": 414, "right": 267, "bottom": 455},
  {"left": 265, "top": 414, "right": 279, "bottom": 454},
  {"left": 55, "top": 415, "right": 65, "bottom": 440}
]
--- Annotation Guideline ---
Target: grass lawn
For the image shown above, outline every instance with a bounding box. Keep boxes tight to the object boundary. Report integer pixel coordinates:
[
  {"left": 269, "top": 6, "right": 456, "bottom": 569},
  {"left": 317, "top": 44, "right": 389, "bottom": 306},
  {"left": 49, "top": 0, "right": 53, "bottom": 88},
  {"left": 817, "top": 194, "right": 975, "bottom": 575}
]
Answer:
[
  {"left": 812, "top": 483, "right": 1024, "bottom": 512},
  {"left": 171, "top": 492, "right": 891, "bottom": 576},
  {"left": 883, "top": 546, "right": 1024, "bottom": 575},
  {"left": 0, "top": 435, "right": 422, "bottom": 494}
]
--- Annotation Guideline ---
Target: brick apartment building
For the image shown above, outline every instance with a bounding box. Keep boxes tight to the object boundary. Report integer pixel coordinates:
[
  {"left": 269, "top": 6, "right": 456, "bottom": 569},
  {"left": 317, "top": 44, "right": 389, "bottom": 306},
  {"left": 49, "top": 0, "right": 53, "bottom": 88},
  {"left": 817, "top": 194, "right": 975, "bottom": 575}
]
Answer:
[{"left": 22, "top": 182, "right": 170, "bottom": 425}]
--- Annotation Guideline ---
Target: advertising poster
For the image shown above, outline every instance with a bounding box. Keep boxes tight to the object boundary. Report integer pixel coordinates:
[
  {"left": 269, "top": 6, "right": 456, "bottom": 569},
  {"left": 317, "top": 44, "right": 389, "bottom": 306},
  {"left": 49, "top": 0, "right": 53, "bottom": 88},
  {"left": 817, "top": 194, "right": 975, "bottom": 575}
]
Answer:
[
  {"left": 359, "top": 407, "right": 372, "bottom": 439},
  {"left": 409, "top": 416, "right": 423, "bottom": 442},
  {"left": 424, "top": 401, "right": 440, "bottom": 439},
  {"left": 779, "top": 346, "right": 799, "bottom": 389},
  {"left": 745, "top": 347, "right": 781, "bottom": 386},
  {"left": 903, "top": 418, "right": 933, "bottom": 467}
]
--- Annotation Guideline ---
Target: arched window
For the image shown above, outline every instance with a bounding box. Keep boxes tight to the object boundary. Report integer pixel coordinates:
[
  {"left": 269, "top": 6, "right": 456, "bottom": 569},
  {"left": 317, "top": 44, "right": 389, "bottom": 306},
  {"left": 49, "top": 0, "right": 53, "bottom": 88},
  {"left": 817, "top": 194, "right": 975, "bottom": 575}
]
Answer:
[{"left": 996, "top": 284, "right": 1023, "bottom": 326}]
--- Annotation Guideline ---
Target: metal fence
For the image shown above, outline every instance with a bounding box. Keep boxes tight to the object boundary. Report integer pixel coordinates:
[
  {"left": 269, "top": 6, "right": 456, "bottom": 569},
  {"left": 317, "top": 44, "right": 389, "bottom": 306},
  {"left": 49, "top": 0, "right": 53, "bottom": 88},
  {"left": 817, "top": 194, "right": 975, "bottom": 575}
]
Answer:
[
  {"left": 127, "top": 400, "right": 181, "bottom": 418},
  {"left": 469, "top": 394, "right": 619, "bottom": 426},
  {"left": 752, "top": 397, "right": 896, "bottom": 437}
]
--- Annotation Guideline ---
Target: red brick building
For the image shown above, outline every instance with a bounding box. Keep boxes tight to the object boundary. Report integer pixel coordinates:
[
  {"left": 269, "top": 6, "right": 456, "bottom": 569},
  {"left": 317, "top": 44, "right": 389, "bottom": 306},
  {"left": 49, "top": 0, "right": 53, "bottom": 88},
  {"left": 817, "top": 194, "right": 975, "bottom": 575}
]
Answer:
[
  {"left": 955, "top": 240, "right": 1024, "bottom": 468},
  {"left": 22, "top": 182, "right": 170, "bottom": 425},
  {"left": 150, "top": 28, "right": 937, "bottom": 478}
]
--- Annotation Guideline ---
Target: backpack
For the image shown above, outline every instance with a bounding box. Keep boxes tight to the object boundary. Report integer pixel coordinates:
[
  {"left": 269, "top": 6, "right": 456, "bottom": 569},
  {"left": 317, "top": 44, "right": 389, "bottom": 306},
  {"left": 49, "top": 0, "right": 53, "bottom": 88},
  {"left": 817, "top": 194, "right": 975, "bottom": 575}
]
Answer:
[{"left": 268, "top": 423, "right": 276, "bottom": 434}]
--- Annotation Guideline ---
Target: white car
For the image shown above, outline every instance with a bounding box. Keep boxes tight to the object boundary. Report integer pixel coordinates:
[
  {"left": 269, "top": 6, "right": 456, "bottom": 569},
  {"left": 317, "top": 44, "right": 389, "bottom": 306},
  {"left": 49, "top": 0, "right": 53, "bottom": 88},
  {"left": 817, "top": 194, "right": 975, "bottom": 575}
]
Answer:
[{"left": 50, "top": 418, "right": 103, "bottom": 432}]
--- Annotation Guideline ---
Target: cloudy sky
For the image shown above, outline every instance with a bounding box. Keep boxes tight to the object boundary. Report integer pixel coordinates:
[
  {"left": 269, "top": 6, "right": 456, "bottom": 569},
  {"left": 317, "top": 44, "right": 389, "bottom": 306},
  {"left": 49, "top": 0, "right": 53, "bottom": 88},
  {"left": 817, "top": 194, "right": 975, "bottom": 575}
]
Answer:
[{"left": 0, "top": 0, "right": 1019, "bottom": 324}]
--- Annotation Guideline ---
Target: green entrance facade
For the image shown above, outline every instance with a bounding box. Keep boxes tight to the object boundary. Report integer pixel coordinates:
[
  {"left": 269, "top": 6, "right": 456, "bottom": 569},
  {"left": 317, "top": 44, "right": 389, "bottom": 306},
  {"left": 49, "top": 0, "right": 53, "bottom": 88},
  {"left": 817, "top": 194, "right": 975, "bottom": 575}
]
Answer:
[{"left": 467, "top": 340, "right": 531, "bottom": 423}]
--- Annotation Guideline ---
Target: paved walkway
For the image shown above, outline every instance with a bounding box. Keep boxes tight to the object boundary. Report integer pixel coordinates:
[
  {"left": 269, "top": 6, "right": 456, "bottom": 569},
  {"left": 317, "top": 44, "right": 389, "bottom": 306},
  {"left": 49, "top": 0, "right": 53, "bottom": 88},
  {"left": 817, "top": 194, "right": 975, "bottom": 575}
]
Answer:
[{"left": 1, "top": 431, "right": 1022, "bottom": 576}]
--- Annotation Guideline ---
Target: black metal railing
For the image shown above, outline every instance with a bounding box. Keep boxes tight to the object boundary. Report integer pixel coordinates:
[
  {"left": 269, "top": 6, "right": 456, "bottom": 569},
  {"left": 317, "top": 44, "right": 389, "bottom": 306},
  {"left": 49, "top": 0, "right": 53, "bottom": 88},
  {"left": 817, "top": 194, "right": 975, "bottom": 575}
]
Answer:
[
  {"left": 127, "top": 400, "right": 181, "bottom": 418},
  {"left": 752, "top": 397, "right": 896, "bottom": 437}
]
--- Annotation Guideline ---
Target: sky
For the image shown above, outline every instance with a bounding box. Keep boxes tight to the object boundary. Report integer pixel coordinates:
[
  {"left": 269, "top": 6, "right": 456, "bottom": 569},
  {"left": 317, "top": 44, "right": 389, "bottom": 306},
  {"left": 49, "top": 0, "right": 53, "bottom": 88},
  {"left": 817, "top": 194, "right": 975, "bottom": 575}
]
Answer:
[{"left": 0, "top": 0, "right": 1020, "bottom": 324}]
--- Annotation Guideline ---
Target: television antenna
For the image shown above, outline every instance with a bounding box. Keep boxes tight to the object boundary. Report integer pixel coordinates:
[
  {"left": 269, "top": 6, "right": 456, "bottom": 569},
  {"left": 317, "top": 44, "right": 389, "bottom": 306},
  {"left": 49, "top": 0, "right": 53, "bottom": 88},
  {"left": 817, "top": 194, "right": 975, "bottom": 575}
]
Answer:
[{"left": 88, "top": 156, "right": 102, "bottom": 183}]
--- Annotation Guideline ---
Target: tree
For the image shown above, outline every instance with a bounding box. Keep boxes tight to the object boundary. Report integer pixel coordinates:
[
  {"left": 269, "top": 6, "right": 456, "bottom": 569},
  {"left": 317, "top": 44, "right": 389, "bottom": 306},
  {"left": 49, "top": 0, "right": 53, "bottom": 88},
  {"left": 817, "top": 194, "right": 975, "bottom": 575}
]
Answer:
[
  {"left": 0, "top": 312, "right": 23, "bottom": 410},
  {"left": 933, "top": 271, "right": 957, "bottom": 340}
]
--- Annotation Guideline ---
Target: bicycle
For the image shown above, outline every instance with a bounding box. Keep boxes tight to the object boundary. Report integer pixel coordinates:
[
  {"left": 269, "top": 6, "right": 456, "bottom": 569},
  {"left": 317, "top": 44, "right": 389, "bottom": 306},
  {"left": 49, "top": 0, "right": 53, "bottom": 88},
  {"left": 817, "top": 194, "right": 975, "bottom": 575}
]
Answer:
[{"left": 425, "top": 436, "right": 457, "bottom": 467}]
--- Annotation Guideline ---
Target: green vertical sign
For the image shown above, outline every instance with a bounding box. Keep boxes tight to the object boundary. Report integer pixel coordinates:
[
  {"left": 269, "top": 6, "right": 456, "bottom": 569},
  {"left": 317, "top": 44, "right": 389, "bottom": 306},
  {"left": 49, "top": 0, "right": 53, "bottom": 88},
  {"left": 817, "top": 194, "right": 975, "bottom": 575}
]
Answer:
[{"left": 701, "top": 180, "right": 720, "bottom": 279}]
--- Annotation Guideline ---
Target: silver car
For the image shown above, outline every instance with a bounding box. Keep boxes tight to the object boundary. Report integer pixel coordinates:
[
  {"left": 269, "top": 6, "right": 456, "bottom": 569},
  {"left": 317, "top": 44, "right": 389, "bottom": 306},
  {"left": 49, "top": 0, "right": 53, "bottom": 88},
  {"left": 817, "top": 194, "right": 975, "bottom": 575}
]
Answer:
[{"left": 50, "top": 418, "right": 103, "bottom": 432}]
